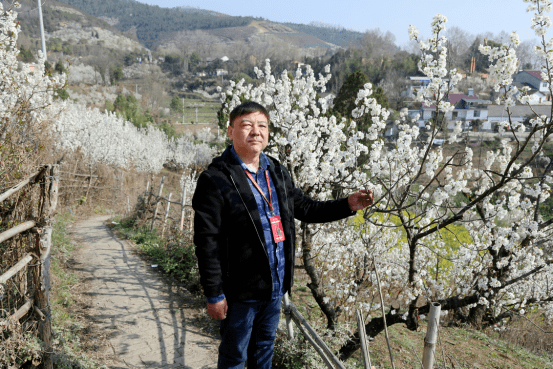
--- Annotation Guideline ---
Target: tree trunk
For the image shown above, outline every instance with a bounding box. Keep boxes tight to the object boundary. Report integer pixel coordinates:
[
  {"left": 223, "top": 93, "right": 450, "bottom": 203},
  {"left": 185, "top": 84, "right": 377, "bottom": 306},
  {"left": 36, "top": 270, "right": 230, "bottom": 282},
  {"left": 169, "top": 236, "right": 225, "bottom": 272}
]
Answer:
[
  {"left": 300, "top": 222, "right": 337, "bottom": 330},
  {"left": 468, "top": 304, "right": 486, "bottom": 328}
]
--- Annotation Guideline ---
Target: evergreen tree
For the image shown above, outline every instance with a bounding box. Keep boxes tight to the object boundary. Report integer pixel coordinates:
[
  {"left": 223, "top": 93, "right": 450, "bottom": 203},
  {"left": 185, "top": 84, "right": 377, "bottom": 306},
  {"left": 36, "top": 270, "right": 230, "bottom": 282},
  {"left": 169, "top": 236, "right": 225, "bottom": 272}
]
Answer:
[
  {"left": 188, "top": 52, "right": 201, "bottom": 73},
  {"left": 331, "top": 71, "right": 389, "bottom": 167},
  {"left": 54, "top": 61, "right": 67, "bottom": 74},
  {"left": 170, "top": 95, "right": 183, "bottom": 112},
  {"left": 464, "top": 38, "right": 500, "bottom": 73},
  {"left": 110, "top": 65, "right": 124, "bottom": 83},
  {"left": 18, "top": 45, "right": 35, "bottom": 63}
]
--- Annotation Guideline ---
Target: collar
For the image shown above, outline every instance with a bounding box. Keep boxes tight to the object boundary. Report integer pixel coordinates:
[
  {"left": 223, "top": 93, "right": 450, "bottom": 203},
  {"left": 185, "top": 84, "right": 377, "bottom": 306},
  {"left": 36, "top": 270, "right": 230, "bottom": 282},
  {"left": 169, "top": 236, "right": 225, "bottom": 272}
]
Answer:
[{"left": 230, "top": 146, "right": 270, "bottom": 174}]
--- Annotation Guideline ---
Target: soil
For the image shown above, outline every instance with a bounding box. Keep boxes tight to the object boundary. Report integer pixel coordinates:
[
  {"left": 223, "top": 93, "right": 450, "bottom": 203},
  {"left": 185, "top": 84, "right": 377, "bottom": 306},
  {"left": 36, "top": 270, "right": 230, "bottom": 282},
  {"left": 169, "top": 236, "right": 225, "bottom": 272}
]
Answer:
[{"left": 65, "top": 215, "right": 219, "bottom": 368}]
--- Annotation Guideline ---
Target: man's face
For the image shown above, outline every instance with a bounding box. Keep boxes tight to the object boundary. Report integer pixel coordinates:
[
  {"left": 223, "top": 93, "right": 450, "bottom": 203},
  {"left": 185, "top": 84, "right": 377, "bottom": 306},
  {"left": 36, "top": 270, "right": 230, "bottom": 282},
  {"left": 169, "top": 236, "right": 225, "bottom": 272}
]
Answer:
[{"left": 228, "top": 111, "right": 269, "bottom": 158}]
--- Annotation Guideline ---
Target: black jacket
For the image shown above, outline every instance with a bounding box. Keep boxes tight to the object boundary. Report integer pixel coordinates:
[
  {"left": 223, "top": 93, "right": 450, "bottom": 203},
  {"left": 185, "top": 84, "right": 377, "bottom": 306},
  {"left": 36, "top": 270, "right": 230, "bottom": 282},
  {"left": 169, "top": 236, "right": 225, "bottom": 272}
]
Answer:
[{"left": 192, "top": 146, "right": 355, "bottom": 301}]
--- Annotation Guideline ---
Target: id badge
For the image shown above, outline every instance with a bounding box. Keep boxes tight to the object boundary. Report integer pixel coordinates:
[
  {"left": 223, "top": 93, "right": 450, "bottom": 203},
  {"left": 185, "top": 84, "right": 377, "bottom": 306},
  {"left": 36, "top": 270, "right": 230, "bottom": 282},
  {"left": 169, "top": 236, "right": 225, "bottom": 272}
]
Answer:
[{"left": 269, "top": 215, "right": 286, "bottom": 243}]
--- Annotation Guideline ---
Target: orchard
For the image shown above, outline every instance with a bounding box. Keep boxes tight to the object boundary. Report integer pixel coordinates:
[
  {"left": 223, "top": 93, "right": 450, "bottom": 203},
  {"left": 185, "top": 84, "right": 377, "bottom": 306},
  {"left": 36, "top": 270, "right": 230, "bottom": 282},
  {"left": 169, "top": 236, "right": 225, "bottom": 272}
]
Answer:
[
  {"left": 220, "top": 0, "right": 553, "bottom": 360},
  {"left": 2, "top": 0, "right": 553, "bottom": 365}
]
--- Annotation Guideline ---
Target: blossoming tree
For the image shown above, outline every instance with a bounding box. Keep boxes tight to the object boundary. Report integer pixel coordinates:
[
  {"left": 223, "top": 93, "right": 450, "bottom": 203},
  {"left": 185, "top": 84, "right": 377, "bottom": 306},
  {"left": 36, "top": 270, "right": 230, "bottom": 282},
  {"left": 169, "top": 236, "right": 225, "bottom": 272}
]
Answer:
[
  {"left": 221, "top": 0, "right": 553, "bottom": 361},
  {"left": 0, "top": 1, "right": 65, "bottom": 186},
  {"left": 51, "top": 102, "right": 216, "bottom": 173}
]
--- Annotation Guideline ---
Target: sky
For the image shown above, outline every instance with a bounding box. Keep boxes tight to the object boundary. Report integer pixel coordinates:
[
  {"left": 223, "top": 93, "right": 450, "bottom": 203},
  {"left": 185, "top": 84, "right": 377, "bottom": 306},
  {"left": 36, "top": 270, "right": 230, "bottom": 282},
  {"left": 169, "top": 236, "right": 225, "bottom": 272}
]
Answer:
[{"left": 137, "top": 0, "right": 549, "bottom": 48}]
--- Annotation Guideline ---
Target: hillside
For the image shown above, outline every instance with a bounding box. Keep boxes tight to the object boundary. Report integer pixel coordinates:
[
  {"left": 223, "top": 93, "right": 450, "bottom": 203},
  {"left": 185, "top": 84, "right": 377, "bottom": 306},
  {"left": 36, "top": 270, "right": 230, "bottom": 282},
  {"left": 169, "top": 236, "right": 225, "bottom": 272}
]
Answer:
[
  {"left": 12, "top": 0, "right": 145, "bottom": 58},
  {"left": 54, "top": 0, "right": 254, "bottom": 49},
  {"left": 174, "top": 5, "right": 229, "bottom": 17},
  {"left": 54, "top": 0, "right": 363, "bottom": 51},
  {"left": 282, "top": 22, "right": 365, "bottom": 47}
]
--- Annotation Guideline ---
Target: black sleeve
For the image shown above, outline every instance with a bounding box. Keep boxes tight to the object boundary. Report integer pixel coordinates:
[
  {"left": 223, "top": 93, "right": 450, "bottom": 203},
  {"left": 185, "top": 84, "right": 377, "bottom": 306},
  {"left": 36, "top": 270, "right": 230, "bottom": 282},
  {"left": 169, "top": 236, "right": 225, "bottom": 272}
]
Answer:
[
  {"left": 192, "top": 171, "right": 225, "bottom": 298},
  {"left": 280, "top": 164, "right": 355, "bottom": 223}
]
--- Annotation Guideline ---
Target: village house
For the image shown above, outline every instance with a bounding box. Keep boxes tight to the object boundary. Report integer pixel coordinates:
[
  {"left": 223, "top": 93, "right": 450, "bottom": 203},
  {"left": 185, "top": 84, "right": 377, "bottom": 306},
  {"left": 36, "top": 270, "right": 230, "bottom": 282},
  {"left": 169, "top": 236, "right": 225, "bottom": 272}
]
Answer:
[
  {"left": 487, "top": 105, "right": 552, "bottom": 131},
  {"left": 401, "top": 76, "right": 432, "bottom": 98},
  {"left": 414, "top": 89, "right": 490, "bottom": 130},
  {"left": 511, "top": 70, "right": 551, "bottom": 103}
]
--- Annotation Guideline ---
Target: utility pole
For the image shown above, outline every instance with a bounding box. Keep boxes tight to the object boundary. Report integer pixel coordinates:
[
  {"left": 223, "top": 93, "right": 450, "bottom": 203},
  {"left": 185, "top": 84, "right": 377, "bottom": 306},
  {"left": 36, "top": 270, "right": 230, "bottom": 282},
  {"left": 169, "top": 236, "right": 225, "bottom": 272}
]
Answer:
[
  {"left": 37, "top": 0, "right": 47, "bottom": 61},
  {"left": 182, "top": 98, "right": 185, "bottom": 125},
  {"left": 195, "top": 107, "right": 198, "bottom": 124}
]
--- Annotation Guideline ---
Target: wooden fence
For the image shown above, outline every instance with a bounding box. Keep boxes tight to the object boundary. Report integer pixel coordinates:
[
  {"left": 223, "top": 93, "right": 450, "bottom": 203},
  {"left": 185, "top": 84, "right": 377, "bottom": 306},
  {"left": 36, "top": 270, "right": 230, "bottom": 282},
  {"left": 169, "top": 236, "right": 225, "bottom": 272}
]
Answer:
[
  {"left": 145, "top": 176, "right": 194, "bottom": 236},
  {"left": 0, "top": 165, "right": 59, "bottom": 369}
]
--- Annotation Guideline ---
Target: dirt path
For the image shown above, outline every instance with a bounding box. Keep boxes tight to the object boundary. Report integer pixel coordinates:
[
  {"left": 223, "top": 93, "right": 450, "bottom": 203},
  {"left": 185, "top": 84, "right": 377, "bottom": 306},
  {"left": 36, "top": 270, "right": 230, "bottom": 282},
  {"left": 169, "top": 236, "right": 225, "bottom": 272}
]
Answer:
[{"left": 70, "top": 215, "right": 219, "bottom": 369}]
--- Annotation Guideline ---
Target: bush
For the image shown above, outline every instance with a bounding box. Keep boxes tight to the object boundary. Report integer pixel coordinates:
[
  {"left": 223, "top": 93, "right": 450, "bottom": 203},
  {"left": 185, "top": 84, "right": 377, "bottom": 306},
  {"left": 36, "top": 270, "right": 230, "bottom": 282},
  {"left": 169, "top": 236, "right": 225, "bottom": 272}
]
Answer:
[{"left": 114, "top": 215, "right": 201, "bottom": 293}]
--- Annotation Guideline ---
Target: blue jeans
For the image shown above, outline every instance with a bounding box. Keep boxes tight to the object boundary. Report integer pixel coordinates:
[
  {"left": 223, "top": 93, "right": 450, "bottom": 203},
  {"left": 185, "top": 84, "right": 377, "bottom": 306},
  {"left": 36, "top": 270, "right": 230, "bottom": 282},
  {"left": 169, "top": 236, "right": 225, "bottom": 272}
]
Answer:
[{"left": 218, "top": 297, "right": 282, "bottom": 369}]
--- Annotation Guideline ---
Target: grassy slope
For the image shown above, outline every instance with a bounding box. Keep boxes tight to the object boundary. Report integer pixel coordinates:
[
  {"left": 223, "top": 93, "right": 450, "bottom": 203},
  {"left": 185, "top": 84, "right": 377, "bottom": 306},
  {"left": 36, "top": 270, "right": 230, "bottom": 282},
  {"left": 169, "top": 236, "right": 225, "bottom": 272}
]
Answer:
[{"left": 290, "top": 277, "right": 553, "bottom": 369}]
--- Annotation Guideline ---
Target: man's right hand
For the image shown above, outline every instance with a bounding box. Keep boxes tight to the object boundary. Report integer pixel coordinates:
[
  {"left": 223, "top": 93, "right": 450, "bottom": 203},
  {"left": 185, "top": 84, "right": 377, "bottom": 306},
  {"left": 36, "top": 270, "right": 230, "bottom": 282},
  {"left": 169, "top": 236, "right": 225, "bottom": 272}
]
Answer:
[{"left": 207, "top": 298, "right": 228, "bottom": 320}]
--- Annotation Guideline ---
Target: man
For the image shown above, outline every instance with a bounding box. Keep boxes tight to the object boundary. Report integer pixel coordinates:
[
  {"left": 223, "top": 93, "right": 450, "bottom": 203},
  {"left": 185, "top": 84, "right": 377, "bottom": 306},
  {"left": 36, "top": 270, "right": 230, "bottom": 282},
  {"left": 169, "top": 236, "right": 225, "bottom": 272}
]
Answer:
[{"left": 192, "top": 101, "right": 373, "bottom": 369}]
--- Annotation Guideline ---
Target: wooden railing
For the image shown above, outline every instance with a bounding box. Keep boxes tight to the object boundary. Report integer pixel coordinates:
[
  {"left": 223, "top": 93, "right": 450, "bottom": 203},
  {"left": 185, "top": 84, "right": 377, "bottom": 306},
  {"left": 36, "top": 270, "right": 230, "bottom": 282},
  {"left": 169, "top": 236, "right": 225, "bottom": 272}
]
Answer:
[
  {"left": 0, "top": 165, "right": 59, "bottom": 369},
  {"left": 146, "top": 175, "right": 194, "bottom": 235}
]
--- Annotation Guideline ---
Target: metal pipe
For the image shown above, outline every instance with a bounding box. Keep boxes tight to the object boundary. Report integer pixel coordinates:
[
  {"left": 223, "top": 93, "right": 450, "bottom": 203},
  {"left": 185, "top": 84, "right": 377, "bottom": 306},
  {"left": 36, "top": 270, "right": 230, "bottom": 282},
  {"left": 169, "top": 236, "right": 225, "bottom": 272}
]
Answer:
[
  {"left": 289, "top": 302, "right": 346, "bottom": 369},
  {"left": 422, "top": 302, "right": 442, "bottom": 369},
  {"left": 37, "top": 0, "right": 47, "bottom": 60},
  {"left": 151, "top": 176, "right": 165, "bottom": 231},
  {"left": 161, "top": 193, "right": 172, "bottom": 237},
  {"left": 283, "top": 293, "right": 294, "bottom": 340},
  {"left": 356, "top": 309, "right": 372, "bottom": 369},
  {"left": 179, "top": 181, "right": 186, "bottom": 231}
]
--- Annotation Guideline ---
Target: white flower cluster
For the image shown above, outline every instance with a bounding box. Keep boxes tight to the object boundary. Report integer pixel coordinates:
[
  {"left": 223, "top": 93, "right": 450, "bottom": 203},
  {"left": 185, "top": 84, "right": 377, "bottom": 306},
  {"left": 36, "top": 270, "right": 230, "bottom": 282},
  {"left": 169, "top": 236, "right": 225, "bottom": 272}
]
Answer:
[
  {"left": 221, "top": 60, "right": 382, "bottom": 194},
  {"left": 408, "top": 14, "right": 461, "bottom": 111},
  {"left": 479, "top": 32, "right": 520, "bottom": 108},
  {"left": 1, "top": 1, "right": 65, "bottom": 150},
  {"left": 52, "top": 102, "right": 216, "bottom": 172}
]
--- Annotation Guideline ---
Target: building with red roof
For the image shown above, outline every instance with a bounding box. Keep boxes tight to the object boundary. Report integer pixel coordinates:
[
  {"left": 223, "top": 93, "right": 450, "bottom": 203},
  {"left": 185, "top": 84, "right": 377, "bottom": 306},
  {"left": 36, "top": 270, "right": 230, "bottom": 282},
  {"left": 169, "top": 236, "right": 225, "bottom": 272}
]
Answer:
[{"left": 512, "top": 70, "right": 551, "bottom": 102}]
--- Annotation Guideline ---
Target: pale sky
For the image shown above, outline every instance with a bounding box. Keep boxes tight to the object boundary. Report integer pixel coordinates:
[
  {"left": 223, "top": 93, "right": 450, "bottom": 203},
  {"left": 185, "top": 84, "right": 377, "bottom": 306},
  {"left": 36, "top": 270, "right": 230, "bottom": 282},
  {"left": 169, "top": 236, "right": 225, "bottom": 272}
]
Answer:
[{"left": 137, "top": 0, "right": 549, "bottom": 47}]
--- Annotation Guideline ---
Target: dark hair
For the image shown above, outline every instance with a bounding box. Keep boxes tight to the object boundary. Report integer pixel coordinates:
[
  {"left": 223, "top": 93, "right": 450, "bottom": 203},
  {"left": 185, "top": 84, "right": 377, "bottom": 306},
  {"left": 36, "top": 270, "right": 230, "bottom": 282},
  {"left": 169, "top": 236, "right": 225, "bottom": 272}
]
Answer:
[{"left": 229, "top": 101, "right": 269, "bottom": 127}]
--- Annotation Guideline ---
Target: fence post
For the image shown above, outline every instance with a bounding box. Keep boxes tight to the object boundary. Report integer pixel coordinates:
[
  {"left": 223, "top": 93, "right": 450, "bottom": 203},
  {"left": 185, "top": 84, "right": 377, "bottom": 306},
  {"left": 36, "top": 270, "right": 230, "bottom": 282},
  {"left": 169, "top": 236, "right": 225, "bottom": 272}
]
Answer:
[
  {"left": 422, "top": 302, "right": 442, "bottom": 369},
  {"left": 38, "top": 225, "right": 53, "bottom": 369},
  {"left": 179, "top": 182, "right": 187, "bottom": 231},
  {"left": 48, "top": 165, "right": 59, "bottom": 218},
  {"left": 40, "top": 164, "right": 58, "bottom": 369},
  {"left": 151, "top": 176, "right": 165, "bottom": 231},
  {"left": 356, "top": 309, "right": 372, "bottom": 369},
  {"left": 161, "top": 193, "right": 172, "bottom": 238}
]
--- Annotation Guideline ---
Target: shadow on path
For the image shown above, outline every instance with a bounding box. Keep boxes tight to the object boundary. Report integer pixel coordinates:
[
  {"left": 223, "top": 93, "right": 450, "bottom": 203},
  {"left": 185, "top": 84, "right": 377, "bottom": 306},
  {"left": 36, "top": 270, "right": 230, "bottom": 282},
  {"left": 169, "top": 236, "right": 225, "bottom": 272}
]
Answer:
[{"left": 71, "top": 216, "right": 218, "bottom": 369}]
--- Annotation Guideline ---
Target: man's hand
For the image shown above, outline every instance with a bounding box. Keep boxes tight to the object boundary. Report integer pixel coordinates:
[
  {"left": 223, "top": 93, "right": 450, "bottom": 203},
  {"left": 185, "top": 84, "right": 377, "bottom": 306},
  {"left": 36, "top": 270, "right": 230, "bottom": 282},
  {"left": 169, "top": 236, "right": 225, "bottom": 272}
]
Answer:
[
  {"left": 348, "top": 190, "right": 374, "bottom": 211},
  {"left": 207, "top": 299, "right": 228, "bottom": 320}
]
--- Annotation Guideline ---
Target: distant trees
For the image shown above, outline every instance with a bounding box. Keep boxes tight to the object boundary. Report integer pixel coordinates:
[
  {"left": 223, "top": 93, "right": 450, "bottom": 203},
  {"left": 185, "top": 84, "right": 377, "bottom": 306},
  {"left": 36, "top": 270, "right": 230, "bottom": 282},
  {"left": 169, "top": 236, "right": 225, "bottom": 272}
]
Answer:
[
  {"left": 446, "top": 26, "right": 471, "bottom": 68},
  {"left": 106, "top": 93, "right": 154, "bottom": 128},
  {"left": 57, "top": 0, "right": 254, "bottom": 49},
  {"left": 17, "top": 45, "right": 35, "bottom": 63},
  {"left": 170, "top": 95, "right": 183, "bottom": 112},
  {"left": 464, "top": 37, "right": 500, "bottom": 72},
  {"left": 331, "top": 70, "right": 388, "bottom": 166},
  {"left": 162, "top": 54, "right": 184, "bottom": 75},
  {"left": 54, "top": 61, "right": 67, "bottom": 74},
  {"left": 188, "top": 52, "right": 201, "bottom": 73}
]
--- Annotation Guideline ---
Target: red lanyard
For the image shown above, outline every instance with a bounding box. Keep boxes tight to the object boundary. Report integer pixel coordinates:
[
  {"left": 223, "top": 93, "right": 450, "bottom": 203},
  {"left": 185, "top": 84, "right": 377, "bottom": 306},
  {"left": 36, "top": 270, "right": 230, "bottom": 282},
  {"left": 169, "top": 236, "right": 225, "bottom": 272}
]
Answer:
[{"left": 245, "top": 170, "right": 274, "bottom": 212}]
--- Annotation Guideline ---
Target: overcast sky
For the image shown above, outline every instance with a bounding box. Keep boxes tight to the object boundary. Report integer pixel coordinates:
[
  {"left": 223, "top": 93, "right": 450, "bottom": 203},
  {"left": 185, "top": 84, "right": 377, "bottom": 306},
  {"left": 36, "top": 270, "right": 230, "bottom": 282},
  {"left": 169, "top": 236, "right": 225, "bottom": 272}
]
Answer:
[{"left": 136, "top": 0, "right": 549, "bottom": 47}]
